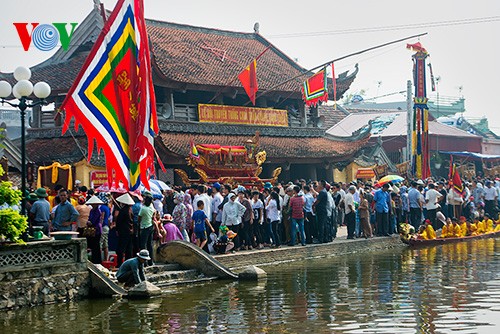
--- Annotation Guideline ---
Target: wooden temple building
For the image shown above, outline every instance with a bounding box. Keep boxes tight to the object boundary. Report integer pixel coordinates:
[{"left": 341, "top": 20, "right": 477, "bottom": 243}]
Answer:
[{"left": 0, "top": 4, "right": 368, "bottom": 187}]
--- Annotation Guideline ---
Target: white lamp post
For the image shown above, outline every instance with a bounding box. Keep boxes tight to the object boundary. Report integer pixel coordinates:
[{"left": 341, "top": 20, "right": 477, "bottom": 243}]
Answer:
[{"left": 0, "top": 66, "right": 51, "bottom": 215}]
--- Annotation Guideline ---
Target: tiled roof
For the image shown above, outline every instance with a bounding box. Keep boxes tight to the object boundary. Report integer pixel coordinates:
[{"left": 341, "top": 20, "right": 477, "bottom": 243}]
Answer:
[
  {"left": 318, "top": 105, "right": 350, "bottom": 129},
  {"left": 0, "top": 52, "right": 90, "bottom": 95},
  {"left": 26, "top": 136, "right": 106, "bottom": 167},
  {"left": 158, "top": 132, "right": 369, "bottom": 160},
  {"left": 1, "top": 12, "right": 357, "bottom": 100},
  {"left": 147, "top": 20, "right": 306, "bottom": 92}
]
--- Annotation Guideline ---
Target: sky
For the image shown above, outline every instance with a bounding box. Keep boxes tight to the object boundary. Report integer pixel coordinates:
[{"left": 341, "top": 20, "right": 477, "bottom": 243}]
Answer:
[{"left": 1, "top": 0, "right": 499, "bottom": 133}]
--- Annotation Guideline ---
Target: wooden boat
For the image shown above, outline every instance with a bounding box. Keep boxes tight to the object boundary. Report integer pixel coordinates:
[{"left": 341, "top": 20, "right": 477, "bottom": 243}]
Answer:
[{"left": 402, "top": 230, "right": 500, "bottom": 246}]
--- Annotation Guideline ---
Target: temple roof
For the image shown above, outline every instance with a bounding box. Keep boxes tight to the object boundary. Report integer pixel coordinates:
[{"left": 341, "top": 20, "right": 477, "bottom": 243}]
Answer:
[
  {"left": 147, "top": 20, "right": 306, "bottom": 93},
  {"left": 158, "top": 132, "right": 369, "bottom": 161},
  {"left": 0, "top": 8, "right": 357, "bottom": 100},
  {"left": 26, "top": 135, "right": 106, "bottom": 167}
]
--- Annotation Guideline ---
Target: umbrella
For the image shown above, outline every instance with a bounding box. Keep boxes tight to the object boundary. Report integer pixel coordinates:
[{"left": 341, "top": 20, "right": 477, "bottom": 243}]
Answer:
[
  {"left": 150, "top": 179, "right": 171, "bottom": 191},
  {"left": 376, "top": 175, "right": 404, "bottom": 187},
  {"left": 140, "top": 182, "right": 163, "bottom": 199}
]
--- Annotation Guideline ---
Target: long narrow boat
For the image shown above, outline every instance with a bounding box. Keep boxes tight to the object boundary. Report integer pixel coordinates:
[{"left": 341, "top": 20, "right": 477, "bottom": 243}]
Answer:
[{"left": 402, "top": 230, "right": 500, "bottom": 246}]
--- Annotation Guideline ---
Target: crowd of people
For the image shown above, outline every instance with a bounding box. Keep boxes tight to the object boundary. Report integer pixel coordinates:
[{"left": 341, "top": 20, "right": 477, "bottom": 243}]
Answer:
[{"left": 25, "top": 174, "right": 500, "bottom": 268}]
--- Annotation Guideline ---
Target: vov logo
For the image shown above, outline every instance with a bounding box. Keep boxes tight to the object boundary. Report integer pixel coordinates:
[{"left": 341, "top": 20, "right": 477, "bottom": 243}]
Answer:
[{"left": 14, "top": 23, "right": 78, "bottom": 51}]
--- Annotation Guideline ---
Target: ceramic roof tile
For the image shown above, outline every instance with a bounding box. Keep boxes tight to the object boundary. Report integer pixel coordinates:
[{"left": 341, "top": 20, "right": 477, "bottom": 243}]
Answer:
[{"left": 159, "top": 132, "right": 368, "bottom": 159}]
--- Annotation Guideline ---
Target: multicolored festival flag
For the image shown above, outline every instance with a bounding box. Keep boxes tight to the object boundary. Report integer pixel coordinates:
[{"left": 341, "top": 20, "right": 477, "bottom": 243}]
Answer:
[
  {"left": 302, "top": 67, "right": 328, "bottom": 107},
  {"left": 408, "top": 42, "right": 431, "bottom": 179},
  {"left": 238, "top": 59, "right": 258, "bottom": 105},
  {"left": 189, "top": 139, "right": 199, "bottom": 161},
  {"left": 60, "top": 0, "right": 158, "bottom": 191}
]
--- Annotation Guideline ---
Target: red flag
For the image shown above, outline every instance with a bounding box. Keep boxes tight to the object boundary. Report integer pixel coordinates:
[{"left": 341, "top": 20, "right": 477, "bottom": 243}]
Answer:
[
  {"left": 302, "top": 67, "right": 328, "bottom": 107},
  {"left": 449, "top": 156, "right": 464, "bottom": 196},
  {"left": 238, "top": 59, "right": 258, "bottom": 105}
]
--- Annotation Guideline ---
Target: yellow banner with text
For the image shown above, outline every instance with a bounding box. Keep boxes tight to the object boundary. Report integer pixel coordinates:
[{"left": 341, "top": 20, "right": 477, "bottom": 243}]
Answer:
[{"left": 198, "top": 104, "right": 288, "bottom": 127}]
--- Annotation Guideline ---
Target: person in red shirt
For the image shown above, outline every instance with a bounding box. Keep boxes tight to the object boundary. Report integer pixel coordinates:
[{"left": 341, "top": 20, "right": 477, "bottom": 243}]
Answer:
[{"left": 289, "top": 185, "right": 306, "bottom": 246}]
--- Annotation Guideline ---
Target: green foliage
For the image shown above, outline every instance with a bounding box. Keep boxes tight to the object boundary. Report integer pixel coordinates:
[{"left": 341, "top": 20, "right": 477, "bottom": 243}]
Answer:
[
  {"left": 0, "top": 181, "right": 22, "bottom": 206},
  {"left": 0, "top": 208, "right": 28, "bottom": 243},
  {"left": 0, "top": 167, "right": 27, "bottom": 243}
]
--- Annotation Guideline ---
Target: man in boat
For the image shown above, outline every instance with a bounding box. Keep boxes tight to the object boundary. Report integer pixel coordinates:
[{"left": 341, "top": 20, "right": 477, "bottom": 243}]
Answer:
[
  {"left": 440, "top": 217, "right": 452, "bottom": 238},
  {"left": 495, "top": 222, "right": 500, "bottom": 232},
  {"left": 477, "top": 216, "right": 487, "bottom": 234},
  {"left": 416, "top": 225, "right": 428, "bottom": 240},
  {"left": 423, "top": 219, "right": 436, "bottom": 240},
  {"left": 484, "top": 214, "right": 494, "bottom": 233},
  {"left": 448, "top": 217, "right": 462, "bottom": 237},
  {"left": 459, "top": 216, "right": 468, "bottom": 237},
  {"left": 469, "top": 218, "right": 479, "bottom": 236}
]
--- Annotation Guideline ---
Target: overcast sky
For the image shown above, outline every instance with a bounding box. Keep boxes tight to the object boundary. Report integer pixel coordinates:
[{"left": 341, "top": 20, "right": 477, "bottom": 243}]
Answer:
[{"left": 1, "top": 0, "right": 499, "bottom": 132}]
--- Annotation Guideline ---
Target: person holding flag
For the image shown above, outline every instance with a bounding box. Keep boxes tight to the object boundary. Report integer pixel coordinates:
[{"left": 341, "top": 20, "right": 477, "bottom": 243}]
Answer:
[{"left": 447, "top": 158, "right": 465, "bottom": 219}]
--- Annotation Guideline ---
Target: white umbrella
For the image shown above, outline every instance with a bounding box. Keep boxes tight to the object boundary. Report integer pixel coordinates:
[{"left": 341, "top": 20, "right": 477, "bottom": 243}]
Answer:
[
  {"left": 150, "top": 179, "right": 171, "bottom": 191},
  {"left": 140, "top": 181, "right": 163, "bottom": 199}
]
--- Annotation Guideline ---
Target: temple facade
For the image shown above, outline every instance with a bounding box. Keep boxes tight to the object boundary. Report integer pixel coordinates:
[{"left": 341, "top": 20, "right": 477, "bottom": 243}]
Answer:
[{"left": 1, "top": 5, "right": 367, "bottom": 187}]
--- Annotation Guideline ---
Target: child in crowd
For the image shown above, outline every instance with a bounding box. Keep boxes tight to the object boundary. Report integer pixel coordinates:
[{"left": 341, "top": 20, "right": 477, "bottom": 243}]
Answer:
[{"left": 192, "top": 200, "right": 214, "bottom": 249}]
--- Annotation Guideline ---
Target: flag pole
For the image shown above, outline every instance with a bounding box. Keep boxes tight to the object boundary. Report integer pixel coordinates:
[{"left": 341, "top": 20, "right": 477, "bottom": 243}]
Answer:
[
  {"left": 255, "top": 32, "right": 428, "bottom": 100},
  {"left": 207, "top": 46, "right": 271, "bottom": 104}
]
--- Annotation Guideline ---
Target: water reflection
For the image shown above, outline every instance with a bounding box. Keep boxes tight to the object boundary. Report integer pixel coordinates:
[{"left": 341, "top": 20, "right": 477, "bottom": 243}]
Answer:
[{"left": 2, "top": 239, "right": 500, "bottom": 333}]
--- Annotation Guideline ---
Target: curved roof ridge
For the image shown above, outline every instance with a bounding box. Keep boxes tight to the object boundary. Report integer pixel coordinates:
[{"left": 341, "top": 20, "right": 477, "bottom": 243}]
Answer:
[{"left": 145, "top": 17, "right": 257, "bottom": 39}]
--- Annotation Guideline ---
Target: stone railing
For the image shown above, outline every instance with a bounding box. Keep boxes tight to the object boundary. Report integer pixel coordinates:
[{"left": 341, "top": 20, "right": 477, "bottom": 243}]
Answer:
[
  {"left": 0, "top": 239, "right": 90, "bottom": 310},
  {"left": 0, "top": 239, "right": 87, "bottom": 271}
]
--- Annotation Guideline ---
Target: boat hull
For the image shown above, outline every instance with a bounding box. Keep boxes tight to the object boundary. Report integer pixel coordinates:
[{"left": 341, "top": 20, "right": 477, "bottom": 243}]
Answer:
[{"left": 402, "top": 230, "right": 500, "bottom": 246}]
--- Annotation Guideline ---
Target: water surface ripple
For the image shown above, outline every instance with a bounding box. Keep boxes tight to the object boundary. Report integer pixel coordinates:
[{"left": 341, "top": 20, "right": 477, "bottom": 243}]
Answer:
[{"left": 2, "top": 238, "right": 499, "bottom": 333}]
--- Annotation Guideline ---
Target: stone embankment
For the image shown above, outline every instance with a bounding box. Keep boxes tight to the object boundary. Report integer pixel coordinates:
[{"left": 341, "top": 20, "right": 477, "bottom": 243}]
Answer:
[
  {"left": 214, "top": 227, "right": 404, "bottom": 270},
  {"left": 0, "top": 239, "right": 90, "bottom": 310}
]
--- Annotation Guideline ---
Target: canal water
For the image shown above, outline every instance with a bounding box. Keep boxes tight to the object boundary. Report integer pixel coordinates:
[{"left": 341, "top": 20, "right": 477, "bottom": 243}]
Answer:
[{"left": 2, "top": 238, "right": 500, "bottom": 333}]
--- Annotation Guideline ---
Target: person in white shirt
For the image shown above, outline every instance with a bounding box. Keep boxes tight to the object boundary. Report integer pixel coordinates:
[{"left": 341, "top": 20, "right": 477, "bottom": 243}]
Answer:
[
  {"left": 222, "top": 193, "right": 246, "bottom": 249},
  {"left": 193, "top": 184, "right": 212, "bottom": 220},
  {"left": 265, "top": 191, "right": 282, "bottom": 247},
  {"left": 153, "top": 196, "right": 163, "bottom": 214},
  {"left": 344, "top": 186, "right": 356, "bottom": 239},
  {"left": 325, "top": 186, "right": 336, "bottom": 241},
  {"left": 484, "top": 180, "right": 498, "bottom": 218},
  {"left": 425, "top": 183, "right": 443, "bottom": 230}
]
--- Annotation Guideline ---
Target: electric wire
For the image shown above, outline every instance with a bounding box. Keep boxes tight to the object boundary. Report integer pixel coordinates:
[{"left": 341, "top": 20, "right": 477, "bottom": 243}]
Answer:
[{"left": 268, "top": 16, "right": 500, "bottom": 39}]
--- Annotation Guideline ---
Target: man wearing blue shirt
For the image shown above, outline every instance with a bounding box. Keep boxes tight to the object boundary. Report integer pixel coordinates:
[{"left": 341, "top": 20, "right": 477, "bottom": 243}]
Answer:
[
  {"left": 116, "top": 249, "right": 149, "bottom": 287},
  {"left": 52, "top": 189, "right": 79, "bottom": 232},
  {"left": 30, "top": 188, "right": 51, "bottom": 235},
  {"left": 408, "top": 181, "right": 423, "bottom": 230},
  {"left": 374, "top": 183, "right": 391, "bottom": 236}
]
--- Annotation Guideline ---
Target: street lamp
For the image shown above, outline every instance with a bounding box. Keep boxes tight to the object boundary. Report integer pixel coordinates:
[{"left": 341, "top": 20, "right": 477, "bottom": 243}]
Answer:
[{"left": 0, "top": 66, "right": 51, "bottom": 215}]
